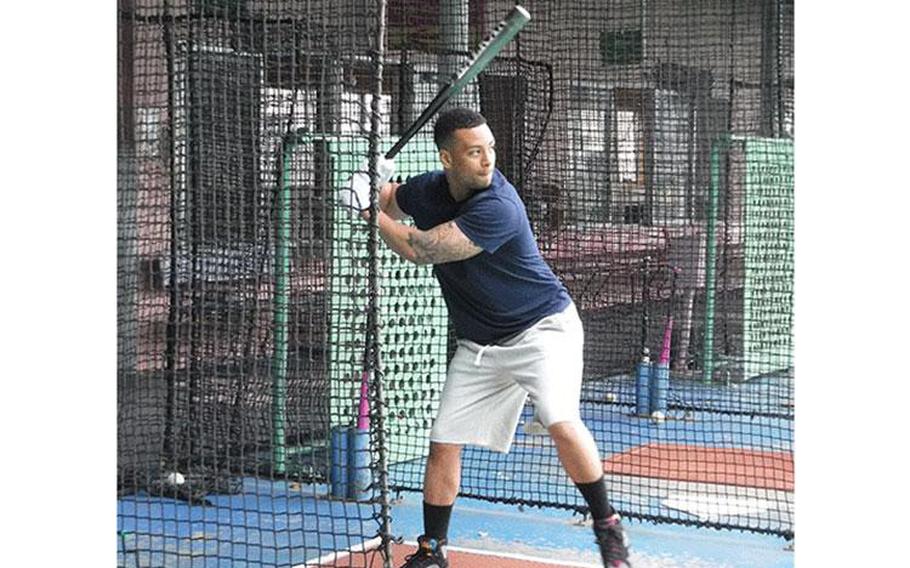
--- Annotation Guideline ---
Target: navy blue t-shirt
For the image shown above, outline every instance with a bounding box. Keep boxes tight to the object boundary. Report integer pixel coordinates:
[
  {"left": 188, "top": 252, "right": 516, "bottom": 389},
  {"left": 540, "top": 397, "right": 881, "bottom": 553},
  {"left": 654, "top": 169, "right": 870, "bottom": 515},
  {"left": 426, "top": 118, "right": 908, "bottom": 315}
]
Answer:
[{"left": 395, "top": 169, "right": 571, "bottom": 344}]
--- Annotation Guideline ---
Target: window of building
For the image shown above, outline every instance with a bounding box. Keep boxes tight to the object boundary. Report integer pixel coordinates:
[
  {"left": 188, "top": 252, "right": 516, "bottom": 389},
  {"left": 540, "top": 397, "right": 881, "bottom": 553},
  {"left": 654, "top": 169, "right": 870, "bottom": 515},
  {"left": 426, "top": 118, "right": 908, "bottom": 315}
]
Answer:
[
  {"left": 600, "top": 29, "right": 643, "bottom": 65},
  {"left": 615, "top": 109, "right": 642, "bottom": 183}
]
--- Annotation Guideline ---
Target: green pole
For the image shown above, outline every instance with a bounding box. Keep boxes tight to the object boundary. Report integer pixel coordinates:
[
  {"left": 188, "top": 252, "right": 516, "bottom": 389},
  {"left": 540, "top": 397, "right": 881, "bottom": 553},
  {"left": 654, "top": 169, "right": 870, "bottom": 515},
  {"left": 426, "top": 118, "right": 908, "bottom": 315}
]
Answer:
[
  {"left": 703, "top": 137, "right": 728, "bottom": 384},
  {"left": 272, "top": 133, "right": 296, "bottom": 473}
]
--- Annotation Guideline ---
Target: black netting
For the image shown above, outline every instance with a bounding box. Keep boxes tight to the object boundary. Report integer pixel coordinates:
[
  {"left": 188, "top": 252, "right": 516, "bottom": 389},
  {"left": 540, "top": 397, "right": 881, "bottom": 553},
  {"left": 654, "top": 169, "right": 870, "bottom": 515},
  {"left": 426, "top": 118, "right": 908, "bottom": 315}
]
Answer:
[{"left": 119, "top": 1, "right": 794, "bottom": 565}]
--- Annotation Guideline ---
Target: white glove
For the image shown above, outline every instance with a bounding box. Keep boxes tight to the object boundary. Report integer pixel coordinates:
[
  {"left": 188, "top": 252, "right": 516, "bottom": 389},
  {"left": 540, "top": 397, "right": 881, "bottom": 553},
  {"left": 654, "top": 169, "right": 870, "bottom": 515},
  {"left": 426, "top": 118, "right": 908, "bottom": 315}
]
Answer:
[{"left": 338, "top": 157, "right": 396, "bottom": 211}]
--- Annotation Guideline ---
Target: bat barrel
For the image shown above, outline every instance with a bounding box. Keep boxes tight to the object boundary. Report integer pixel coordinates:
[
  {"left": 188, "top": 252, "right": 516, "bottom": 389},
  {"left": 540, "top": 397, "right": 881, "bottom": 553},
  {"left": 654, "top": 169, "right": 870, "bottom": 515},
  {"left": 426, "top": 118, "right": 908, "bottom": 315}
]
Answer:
[
  {"left": 449, "top": 5, "right": 530, "bottom": 94},
  {"left": 650, "top": 363, "right": 670, "bottom": 415},
  {"left": 635, "top": 354, "right": 652, "bottom": 416},
  {"left": 329, "top": 426, "right": 349, "bottom": 498},
  {"left": 348, "top": 428, "right": 372, "bottom": 501},
  {"left": 384, "top": 5, "right": 531, "bottom": 160}
]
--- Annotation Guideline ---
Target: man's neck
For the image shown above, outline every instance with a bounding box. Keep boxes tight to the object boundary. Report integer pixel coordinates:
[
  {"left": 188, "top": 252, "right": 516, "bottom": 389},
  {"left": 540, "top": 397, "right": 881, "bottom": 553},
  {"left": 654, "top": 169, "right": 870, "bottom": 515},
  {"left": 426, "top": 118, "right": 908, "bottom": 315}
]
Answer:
[{"left": 445, "top": 175, "right": 474, "bottom": 203}]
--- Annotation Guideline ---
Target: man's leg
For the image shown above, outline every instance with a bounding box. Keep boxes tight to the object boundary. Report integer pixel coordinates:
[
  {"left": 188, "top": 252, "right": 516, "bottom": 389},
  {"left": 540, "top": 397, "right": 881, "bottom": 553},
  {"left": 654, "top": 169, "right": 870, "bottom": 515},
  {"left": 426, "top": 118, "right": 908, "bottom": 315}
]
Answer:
[
  {"left": 548, "top": 420, "right": 603, "bottom": 483},
  {"left": 548, "top": 420, "right": 616, "bottom": 519},
  {"left": 422, "top": 442, "right": 462, "bottom": 541},
  {"left": 399, "top": 443, "right": 462, "bottom": 567},
  {"left": 549, "top": 421, "right": 630, "bottom": 567}
]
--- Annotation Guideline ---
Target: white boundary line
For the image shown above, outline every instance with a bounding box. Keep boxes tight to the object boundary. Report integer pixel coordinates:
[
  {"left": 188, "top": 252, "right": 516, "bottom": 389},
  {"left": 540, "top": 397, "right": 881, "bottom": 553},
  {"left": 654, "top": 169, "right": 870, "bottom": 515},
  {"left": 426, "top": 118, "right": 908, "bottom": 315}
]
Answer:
[
  {"left": 295, "top": 537, "right": 600, "bottom": 568},
  {"left": 297, "top": 536, "right": 382, "bottom": 567},
  {"left": 401, "top": 540, "right": 601, "bottom": 568}
]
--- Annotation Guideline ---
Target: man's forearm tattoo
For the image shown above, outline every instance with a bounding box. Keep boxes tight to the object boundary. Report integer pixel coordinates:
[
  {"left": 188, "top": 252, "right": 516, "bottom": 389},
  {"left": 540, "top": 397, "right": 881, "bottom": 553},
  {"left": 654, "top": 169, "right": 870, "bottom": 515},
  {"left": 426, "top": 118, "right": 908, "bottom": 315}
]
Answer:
[{"left": 407, "top": 221, "right": 481, "bottom": 264}]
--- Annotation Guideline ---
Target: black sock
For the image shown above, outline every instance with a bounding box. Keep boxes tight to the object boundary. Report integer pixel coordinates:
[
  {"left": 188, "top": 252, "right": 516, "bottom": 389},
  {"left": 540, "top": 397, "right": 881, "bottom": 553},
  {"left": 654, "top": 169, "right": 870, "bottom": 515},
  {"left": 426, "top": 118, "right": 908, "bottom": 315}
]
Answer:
[
  {"left": 423, "top": 502, "right": 454, "bottom": 541},
  {"left": 575, "top": 476, "right": 616, "bottom": 522}
]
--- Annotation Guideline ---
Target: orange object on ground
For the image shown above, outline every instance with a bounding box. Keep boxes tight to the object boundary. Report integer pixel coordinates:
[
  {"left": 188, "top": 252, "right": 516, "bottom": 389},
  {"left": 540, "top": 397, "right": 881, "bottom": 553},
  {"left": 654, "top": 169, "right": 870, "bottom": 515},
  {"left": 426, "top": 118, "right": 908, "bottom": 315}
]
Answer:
[{"left": 603, "top": 443, "right": 794, "bottom": 492}]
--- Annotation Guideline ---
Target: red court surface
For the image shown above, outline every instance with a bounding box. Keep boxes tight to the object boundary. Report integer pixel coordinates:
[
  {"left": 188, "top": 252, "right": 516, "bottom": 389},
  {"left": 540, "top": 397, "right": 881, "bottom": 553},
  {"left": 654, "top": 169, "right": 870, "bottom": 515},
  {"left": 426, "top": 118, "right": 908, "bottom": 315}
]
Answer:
[
  {"left": 603, "top": 443, "right": 794, "bottom": 492},
  {"left": 312, "top": 541, "right": 597, "bottom": 567}
]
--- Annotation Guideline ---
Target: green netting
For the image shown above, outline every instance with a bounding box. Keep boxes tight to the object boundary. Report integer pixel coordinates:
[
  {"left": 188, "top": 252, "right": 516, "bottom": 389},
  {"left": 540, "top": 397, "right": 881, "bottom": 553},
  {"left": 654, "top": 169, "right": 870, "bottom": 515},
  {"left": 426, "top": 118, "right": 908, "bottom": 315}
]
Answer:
[
  {"left": 326, "top": 135, "right": 447, "bottom": 465},
  {"left": 742, "top": 138, "right": 794, "bottom": 381}
]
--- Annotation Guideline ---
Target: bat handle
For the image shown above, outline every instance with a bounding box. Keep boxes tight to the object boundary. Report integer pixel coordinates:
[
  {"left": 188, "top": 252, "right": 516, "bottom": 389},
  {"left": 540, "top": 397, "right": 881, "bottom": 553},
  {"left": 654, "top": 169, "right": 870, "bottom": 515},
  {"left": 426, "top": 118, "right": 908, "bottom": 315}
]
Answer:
[
  {"left": 658, "top": 318, "right": 673, "bottom": 365},
  {"left": 356, "top": 372, "right": 370, "bottom": 431}
]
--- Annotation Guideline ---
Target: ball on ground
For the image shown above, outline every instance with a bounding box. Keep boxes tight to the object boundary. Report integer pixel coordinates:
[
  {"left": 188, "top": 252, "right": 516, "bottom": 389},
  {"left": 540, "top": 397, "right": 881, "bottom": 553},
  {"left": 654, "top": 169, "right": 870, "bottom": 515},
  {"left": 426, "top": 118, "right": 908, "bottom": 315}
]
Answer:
[{"left": 165, "top": 471, "right": 186, "bottom": 486}]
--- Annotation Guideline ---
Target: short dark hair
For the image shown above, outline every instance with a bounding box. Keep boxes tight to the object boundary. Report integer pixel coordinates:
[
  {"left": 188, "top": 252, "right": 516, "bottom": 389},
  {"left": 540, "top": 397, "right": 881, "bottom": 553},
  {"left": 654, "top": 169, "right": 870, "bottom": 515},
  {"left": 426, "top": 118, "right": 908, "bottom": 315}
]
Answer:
[{"left": 433, "top": 107, "right": 487, "bottom": 150}]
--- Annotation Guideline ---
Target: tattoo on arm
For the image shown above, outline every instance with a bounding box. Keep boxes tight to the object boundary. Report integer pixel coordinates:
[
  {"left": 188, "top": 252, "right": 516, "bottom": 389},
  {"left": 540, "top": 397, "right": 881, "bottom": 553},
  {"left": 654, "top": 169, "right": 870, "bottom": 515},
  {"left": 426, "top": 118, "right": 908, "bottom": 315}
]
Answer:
[{"left": 407, "top": 221, "right": 482, "bottom": 264}]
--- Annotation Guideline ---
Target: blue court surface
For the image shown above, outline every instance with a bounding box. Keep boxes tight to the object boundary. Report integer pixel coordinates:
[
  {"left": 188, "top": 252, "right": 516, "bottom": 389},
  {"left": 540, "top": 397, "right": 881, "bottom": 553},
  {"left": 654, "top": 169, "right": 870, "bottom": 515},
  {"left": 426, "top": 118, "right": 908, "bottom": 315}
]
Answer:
[
  {"left": 118, "top": 482, "right": 792, "bottom": 567},
  {"left": 391, "top": 490, "right": 793, "bottom": 568},
  {"left": 118, "top": 479, "right": 378, "bottom": 567},
  {"left": 118, "top": 375, "right": 793, "bottom": 567},
  {"left": 390, "top": 375, "right": 793, "bottom": 539}
]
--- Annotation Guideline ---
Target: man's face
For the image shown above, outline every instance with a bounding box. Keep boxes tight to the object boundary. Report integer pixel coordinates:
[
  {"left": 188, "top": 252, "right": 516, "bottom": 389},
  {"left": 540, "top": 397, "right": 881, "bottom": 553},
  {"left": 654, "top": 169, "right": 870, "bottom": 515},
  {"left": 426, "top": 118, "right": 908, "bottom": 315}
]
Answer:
[{"left": 440, "top": 123, "right": 496, "bottom": 190}]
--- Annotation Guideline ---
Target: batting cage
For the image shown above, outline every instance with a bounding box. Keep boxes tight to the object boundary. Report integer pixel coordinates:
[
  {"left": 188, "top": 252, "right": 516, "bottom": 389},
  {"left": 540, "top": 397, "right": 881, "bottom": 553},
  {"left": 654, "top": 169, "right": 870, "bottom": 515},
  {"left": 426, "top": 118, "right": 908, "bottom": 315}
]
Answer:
[{"left": 118, "top": 0, "right": 794, "bottom": 565}]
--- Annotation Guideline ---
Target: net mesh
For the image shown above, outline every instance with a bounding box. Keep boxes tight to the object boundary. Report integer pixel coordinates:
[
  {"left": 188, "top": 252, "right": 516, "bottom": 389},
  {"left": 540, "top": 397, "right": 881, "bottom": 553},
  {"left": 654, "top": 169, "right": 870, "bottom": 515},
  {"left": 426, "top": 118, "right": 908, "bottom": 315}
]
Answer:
[{"left": 118, "top": 0, "right": 794, "bottom": 565}]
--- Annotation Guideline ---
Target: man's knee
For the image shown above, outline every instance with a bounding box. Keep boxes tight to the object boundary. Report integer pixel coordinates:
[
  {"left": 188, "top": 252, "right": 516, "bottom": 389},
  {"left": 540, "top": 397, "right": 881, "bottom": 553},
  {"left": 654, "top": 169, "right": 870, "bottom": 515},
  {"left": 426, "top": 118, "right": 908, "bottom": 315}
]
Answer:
[
  {"left": 428, "top": 442, "right": 463, "bottom": 464},
  {"left": 425, "top": 443, "right": 463, "bottom": 500},
  {"left": 547, "top": 419, "right": 588, "bottom": 441}
]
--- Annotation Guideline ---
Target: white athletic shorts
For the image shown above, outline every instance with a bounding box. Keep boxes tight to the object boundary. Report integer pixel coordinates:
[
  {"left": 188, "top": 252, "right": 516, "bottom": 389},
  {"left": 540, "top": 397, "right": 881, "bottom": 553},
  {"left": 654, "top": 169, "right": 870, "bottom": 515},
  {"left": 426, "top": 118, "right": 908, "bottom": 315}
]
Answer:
[{"left": 429, "top": 302, "right": 585, "bottom": 453}]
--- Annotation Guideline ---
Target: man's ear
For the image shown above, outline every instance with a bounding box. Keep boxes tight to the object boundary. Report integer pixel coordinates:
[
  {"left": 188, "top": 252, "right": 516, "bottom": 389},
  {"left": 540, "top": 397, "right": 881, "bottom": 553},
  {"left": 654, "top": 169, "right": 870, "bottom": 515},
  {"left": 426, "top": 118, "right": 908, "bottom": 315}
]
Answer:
[{"left": 439, "top": 148, "right": 452, "bottom": 170}]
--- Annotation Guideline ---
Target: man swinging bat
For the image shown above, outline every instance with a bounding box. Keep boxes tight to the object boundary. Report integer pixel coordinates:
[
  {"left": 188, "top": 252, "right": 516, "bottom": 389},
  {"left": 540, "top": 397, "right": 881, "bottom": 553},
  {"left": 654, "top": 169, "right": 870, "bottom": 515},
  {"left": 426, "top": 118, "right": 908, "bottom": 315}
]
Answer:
[{"left": 339, "top": 107, "right": 632, "bottom": 568}]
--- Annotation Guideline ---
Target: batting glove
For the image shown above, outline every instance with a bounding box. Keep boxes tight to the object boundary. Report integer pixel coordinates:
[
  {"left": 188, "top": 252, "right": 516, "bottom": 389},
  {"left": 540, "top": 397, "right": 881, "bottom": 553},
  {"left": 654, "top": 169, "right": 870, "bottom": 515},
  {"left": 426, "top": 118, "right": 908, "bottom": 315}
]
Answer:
[{"left": 338, "top": 156, "right": 396, "bottom": 211}]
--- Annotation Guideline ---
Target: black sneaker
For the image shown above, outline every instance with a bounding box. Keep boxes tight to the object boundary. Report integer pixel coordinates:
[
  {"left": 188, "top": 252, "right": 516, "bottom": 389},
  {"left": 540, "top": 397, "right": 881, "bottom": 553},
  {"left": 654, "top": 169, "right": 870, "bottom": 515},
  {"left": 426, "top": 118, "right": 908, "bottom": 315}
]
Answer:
[
  {"left": 594, "top": 514, "right": 631, "bottom": 567},
  {"left": 400, "top": 535, "right": 448, "bottom": 568}
]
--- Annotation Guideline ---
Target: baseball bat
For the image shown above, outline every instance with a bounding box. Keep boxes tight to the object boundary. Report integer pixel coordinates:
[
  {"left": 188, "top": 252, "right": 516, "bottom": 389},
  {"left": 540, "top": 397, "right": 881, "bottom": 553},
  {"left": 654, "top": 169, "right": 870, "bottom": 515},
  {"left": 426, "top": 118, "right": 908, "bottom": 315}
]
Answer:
[
  {"left": 356, "top": 369, "right": 370, "bottom": 432},
  {"left": 332, "top": 321, "right": 372, "bottom": 499},
  {"left": 635, "top": 257, "right": 652, "bottom": 416},
  {"left": 658, "top": 267, "right": 680, "bottom": 367},
  {"left": 650, "top": 266, "right": 680, "bottom": 418},
  {"left": 349, "top": 313, "right": 373, "bottom": 500},
  {"left": 349, "top": 372, "right": 371, "bottom": 500},
  {"left": 383, "top": 5, "right": 531, "bottom": 159}
]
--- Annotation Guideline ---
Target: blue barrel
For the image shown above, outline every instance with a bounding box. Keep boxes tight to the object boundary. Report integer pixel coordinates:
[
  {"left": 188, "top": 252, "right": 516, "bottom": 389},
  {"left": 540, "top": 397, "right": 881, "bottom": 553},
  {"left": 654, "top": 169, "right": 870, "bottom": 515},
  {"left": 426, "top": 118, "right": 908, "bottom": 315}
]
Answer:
[
  {"left": 347, "top": 429, "right": 371, "bottom": 501},
  {"left": 635, "top": 359, "right": 652, "bottom": 416},
  {"left": 650, "top": 363, "right": 669, "bottom": 414},
  {"left": 330, "top": 426, "right": 349, "bottom": 498}
]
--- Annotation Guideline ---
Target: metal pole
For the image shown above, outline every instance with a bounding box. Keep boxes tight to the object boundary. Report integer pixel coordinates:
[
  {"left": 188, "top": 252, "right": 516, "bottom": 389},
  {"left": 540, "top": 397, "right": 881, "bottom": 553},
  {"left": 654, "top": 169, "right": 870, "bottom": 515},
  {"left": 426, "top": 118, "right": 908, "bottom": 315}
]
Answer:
[
  {"left": 118, "top": 0, "right": 138, "bottom": 376},
  {"left": 703, "top": 136, "right": 731, "bottom": 384},
  {"left": 776, "top": 0, "right": 786, "bottom": 137},
  {"left": 370, "top": 2, "right": 393, "bottom": 566},
  {"left": 162, "top": 0, "right": 180, "bottom": 464},
  {"left": 439, "top": 0, "right": 471, "bottom": 108},
  {"left": 271, "top": 134, "right": 295, "bottom": 474}
]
